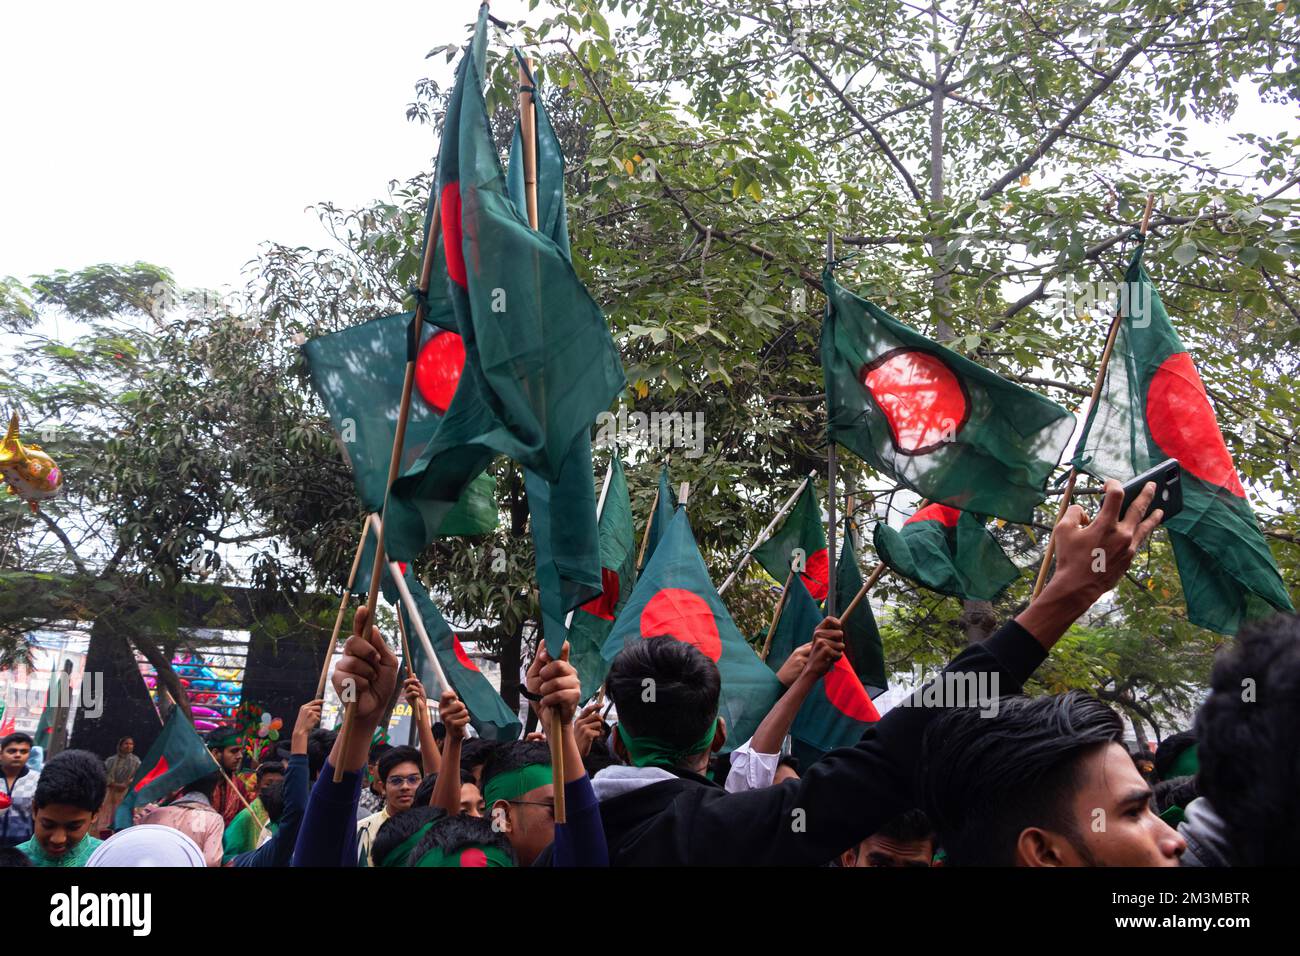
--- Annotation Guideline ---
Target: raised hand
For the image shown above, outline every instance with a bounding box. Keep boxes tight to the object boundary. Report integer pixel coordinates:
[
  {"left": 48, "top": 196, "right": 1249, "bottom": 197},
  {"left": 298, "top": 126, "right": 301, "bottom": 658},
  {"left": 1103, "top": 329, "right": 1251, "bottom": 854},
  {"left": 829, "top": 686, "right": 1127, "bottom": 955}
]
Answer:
[{"left": 332, "top": 606, "right": 399, "bottom": 725}]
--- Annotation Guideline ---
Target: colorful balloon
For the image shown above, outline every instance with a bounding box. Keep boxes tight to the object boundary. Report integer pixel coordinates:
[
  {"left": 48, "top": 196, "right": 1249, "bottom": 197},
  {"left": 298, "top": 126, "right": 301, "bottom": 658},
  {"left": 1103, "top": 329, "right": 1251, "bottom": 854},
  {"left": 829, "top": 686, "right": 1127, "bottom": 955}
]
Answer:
[{"left": 1, "top": 412, "right": 63, "bottom": 511}]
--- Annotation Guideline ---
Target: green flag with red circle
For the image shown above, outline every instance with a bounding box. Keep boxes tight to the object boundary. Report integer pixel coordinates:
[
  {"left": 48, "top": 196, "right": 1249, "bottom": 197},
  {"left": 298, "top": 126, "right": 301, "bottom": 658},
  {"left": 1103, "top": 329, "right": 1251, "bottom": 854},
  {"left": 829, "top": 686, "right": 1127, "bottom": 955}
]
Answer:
[
  {"left": 751, "top": 482, "right": 829, "bottom": 600},
  {"left": 822, "top": 269, "right": 1075, "bottom": 523},
  {"left": 1072, "top": 242, "right": 1293, "bottom": 634},
  {"left": 873, "top": 502, "right": 1019, "bottom": 602},
  {"left": 113, "top": 707, "right": 215, "bottom": 829},
  {"left": 600, "top": 507, "right": 782, "bottom": 751},
  {"left": 836, "top": 528, "right": 888, "bottom": 696}
]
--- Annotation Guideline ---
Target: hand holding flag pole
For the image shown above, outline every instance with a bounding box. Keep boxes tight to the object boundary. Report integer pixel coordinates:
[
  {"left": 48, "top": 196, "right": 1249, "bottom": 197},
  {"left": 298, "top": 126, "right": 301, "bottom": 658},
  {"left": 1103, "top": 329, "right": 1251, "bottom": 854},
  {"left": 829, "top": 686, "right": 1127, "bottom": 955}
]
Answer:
[{"left": 1031, "top": 194, "right": 1156, "bottom": 600}]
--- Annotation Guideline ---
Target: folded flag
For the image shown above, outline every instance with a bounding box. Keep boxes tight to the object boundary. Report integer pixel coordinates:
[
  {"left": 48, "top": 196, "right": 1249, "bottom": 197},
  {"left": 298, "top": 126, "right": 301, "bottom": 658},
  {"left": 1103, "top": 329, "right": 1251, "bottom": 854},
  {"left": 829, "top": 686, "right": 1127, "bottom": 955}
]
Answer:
[
  {"left": 602, "top": 508, "right": 782, "bottom": 750},
  {"left": 751, "top": 482, "right": 829, "bottom": 600},
  {"left": 873, "top": 502, "right": 1019, "bottom": 602},
  {"left": 821, "top": 268, "right": 1074, "bottom": 523},
  {"left": 114, "top": 708, "right": 215, "bottom": 829},
  {"left": 1072, "top": 241, "right": 1293, "bottom": 633},
  {"left": 641, "top": 464, "right": 676, "bottom": 569}
]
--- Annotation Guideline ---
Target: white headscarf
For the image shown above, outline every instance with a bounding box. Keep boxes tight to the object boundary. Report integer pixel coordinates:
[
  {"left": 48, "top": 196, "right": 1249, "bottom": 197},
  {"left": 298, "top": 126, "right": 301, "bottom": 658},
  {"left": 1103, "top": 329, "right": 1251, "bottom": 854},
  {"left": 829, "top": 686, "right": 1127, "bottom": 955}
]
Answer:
[{"left": 85, "top": 825, "right": 207, "bottom": 867}]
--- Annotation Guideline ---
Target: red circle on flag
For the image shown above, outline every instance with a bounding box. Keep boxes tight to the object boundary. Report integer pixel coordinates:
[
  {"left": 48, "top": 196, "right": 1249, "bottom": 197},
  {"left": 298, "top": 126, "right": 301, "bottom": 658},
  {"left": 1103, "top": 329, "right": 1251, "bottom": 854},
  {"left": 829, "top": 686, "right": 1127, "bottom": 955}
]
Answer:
[
  {"left": 458, "top": 847, "right": 488, "bottom": 867},
  {"left": 860, "top": 348, "right": 970, "bottom": 455},
  {"left": 452, "top": 636, "right": 479, "bottom": 672},
  {"left": 440, "top": 182, "right": 467, "bottom": 289},
  {"left": 415, "top": 331, "right": 465, "bottom": 414},
  {"left": 1145, "top": 352, "right": 1244, "bottom": 498},
  {"left": 823, "top": 657, "right": 879, "bottom": 722},
  {"left": 640, "top": 588, "right": 722, "bottom": 662}
]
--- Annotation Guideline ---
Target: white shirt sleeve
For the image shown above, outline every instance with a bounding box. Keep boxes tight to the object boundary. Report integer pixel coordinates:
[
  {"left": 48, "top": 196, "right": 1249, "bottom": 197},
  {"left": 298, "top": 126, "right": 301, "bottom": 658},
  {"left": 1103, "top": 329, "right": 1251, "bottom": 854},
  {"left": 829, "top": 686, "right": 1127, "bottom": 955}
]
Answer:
[{"left": 724, "top": 738, "right": 781, "bottom": 793}]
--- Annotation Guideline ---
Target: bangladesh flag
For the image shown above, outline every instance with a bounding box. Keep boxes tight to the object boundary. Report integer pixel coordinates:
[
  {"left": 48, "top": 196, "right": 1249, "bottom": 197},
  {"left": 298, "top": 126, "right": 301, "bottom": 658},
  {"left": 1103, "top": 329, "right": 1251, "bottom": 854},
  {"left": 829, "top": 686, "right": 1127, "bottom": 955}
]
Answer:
[
  {"left": 836, "top": 529, "right": 888, "bottom": 696},
  {"left": 822, "top": 269, "right": 1075, "bottom": 523},
  {"left": 751, "top": 482, "right": 829, "bottom": 600},
  {"left": 601, "top": 508, "right": 782, "bottom": 751},
  {"left": 767, "top": 576, "right": 880, "bottom": 759},
  {"left": 301, "top": 311, "right": 498, "bottom": 538},
  {"left": 396, "top": 566, "right": 521, "bottom": 742},
  {"left": 1072, "top": 241, "right": 1293, "bottom": 634},
  {"left": 567, "top": 457, "right": 637, "bottom": 702},
  {"left": 873, "top": 503, "right": 1019, "bottom": 602},
  {"left": 389, "top": 6, "right": 625, "bottom": 623},
  {"left": 641, "top": 465, "right": 676, "bottom": 569},
  {"left": 114, "top": 708, "right": 215, "bottom": 829}
]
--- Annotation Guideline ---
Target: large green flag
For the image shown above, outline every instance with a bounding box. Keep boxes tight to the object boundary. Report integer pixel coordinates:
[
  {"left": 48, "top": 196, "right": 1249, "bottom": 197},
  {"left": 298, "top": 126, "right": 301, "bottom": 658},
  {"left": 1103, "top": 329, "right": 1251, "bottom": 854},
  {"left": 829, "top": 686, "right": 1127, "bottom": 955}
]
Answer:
[
  {"left": 751, "top": 482, "right": 829, "bottom": 600},
  {"left": 873, "top": 502, "right": 1020, "bottom": 602},
  {"left": 822, "top": 269, "right": 1075, "bottom": 523},
  {"left": 836, "top": 529, "right": 888, "bottom": 696},
  {"left": 388, "top": 10, "right": 625, "bottom": 654},
  {"left": 395, "top": 566, "right": 521, "bottom": 742},
  {"left": 301, "top": 311, "right": 497, "bottom": 537},
  {"left": 601, "top": 508, "right": 782, "bottom": 751},
  {"left": 1072, "top": 241, "right": 1293, "bottom": 633},
  {"left": 114, "top": 708, "right": 215, "bottom": 829},
  {"left": 641, "top": 465, "right": 676, "bottom": 569},
  {"left": 567, "top": 457, "right": 637, "bottom": 702}
]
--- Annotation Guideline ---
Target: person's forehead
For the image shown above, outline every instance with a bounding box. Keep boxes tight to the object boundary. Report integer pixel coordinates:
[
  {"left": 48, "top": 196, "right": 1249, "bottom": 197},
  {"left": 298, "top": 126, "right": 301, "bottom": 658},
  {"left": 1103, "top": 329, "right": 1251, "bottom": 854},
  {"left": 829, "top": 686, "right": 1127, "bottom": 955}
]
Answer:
[
  {"left": 387, "top": 761, "right": 421, "bottom": 778},
  {"left": 862, "top": 834, "right": 931, "bottom": 859},
  {"left": 1074, "top": 742, "right": 1146, "bottom": 805},
  {"left": 38, "top": 804, "right": 93, "bottom": 822}
]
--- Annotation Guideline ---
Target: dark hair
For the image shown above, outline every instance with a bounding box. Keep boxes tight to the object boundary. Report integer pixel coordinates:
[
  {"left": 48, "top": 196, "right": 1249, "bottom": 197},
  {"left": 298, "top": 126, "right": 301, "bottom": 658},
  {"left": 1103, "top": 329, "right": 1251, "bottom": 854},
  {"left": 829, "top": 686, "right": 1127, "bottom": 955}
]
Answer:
[
  {"left": 459, "top": 738, "right": 498, "bottom": 773},
  {"left": 206, "top": 725, "right": 241, "bottom": 748},
  {"left": 372, "top": 806, "right": 445, "bottom": 866},
  {"left": 409, "top": 811, "right": 513, "bottom": 866},
  {"left": 0, "top": 847, "right": 32, "bottom": 867},
  {"left": 183, "top": 771, "right": 222, "bottom": 800},
  {"left": 33, "top": 750, "right": 107, "bottom": 813},
  {"left": 368, "top": 742, "right": 393, "bottom": 765},
  {"left": 116, "top": 736, "right": 134, "bottom": 748},
  {"left": 582, "top": 738, "right": 617, "bottom": 777},
  {"left": 256, "top": 761, "right": 285, "bottom": 781},
  {"left": 1195, "top": 614, "right": 1300, "bottom": 866},
  {"left": 1152, "top": 776, "right": 1198, "bottom": 816},
  {"left": 480, "top": 741, "right": 550, "bottom": 797},
  {"left": 777, "top": 754, "right": 801, "bottom": 774},
  {"left": 607, "top": 637, "right": 721, "bottom": 752},
  {"left": 432, "top": 723, "right": 447, "bottom": 744},
  {"left": 413, "top": 773, "right": 437, "bottom": 808},
  {"left": 875, "top": 808, "right": 936, "bottom": 845},
  {"left": 306, "top": 728, "right": 337, "bottom": 781},
  {"left": 377, "top": 746, "right": 421, "bottom": 784},
  {"left": 919, "top": 692, "right": 1124, "bottom": 866},
  {"left": 1, "top": 733, "right": 34, "bottom": 750},
  {"left": 1153, "top": 729, "right": 1197, "bottom": 781},
  {"left": 258, "top": 778, "right": 286, "bottom": 824}
]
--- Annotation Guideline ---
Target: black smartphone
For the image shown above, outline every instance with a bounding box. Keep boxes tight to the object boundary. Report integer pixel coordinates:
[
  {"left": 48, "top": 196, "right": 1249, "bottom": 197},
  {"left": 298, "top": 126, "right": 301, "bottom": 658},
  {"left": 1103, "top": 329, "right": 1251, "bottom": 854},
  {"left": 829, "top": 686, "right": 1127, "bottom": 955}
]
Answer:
[{"left": 1119, "top": 458, "right": 1182, "bottom": 524}]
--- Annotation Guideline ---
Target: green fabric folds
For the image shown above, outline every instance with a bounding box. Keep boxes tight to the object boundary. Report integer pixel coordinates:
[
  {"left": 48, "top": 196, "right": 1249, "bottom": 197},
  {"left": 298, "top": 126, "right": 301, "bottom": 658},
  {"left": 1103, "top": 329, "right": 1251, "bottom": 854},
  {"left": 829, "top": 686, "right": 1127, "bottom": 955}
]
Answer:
[{"left": 873, "top": 503, "right": 1019, "bottom": 602}]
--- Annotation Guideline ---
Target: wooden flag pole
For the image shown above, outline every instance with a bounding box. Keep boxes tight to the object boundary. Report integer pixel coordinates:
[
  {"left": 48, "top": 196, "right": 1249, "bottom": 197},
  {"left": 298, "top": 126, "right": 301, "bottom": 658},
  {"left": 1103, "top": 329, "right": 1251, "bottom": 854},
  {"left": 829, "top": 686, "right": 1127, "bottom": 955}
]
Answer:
[
  {"left": 635, "top": 458, "right": 668, "bottom": 573},
  {"left": 315, "top": 514, "right": 373, "bottom": 700},
  {"left": 385, "top": 558, "right": 453, "bottom": 696},
  {"left": 678, "top": 481, "right": 690, "bottom": 507},
  {"left": 517, "top": 55, "right": 565, "bottom": 825},
  {"left": 839, "top": 563, "right": 885, "bottom": 626},
  {"left": 759, "top": 568, "right": 797, "bottom": 662},
  {"left": 1030, "top": 193, "right": 1156, "bottom": 600},
  {"left": 825, "top": 226, "right": 839, "bottom": 618},
  {"left": 718, "top": 469, "right": 818, "bottom": 596},
  {"left": 333, "top": 186, "right": 445, "bottom": 782}
]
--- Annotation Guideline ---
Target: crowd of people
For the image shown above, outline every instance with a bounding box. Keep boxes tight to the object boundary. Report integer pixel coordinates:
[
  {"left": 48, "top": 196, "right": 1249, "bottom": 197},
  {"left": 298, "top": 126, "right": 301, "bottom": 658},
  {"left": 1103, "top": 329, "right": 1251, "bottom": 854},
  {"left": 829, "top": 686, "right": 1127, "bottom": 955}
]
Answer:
[{"left": 0, "top": 480, "right": 1295, "bottom": 867}]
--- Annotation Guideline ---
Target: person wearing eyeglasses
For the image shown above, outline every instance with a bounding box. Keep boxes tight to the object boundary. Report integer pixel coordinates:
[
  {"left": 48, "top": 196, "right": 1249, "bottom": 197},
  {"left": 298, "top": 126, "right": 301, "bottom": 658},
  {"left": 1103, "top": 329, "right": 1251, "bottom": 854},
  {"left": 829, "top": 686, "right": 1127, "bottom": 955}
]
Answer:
[{"left": 356, "top": 745, "right": 422, "bottom": 867}]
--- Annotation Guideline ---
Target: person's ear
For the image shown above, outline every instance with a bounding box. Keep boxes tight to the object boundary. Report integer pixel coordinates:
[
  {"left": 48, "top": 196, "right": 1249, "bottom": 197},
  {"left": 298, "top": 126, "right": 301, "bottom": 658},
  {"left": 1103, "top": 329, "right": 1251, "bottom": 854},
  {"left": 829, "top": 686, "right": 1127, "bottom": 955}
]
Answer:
[
  {"left": 611, "top": 724, "right": 629, "bottom": 764},
  {"left": 1015, "top": 827, "right": 1071, "bottom": 867},
  {"left": 490, "top": 799, "right": 513, "bottom": 834},
  {"left": 711, "top": 717, "right": 727, "bottom": 754}
]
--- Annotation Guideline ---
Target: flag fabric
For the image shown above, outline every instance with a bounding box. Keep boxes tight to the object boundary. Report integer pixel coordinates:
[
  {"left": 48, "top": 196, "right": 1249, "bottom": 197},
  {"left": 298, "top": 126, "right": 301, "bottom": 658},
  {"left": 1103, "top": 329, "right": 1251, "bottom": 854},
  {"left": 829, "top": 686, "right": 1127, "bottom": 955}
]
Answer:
[
  {"left": 873, "top": 502, "right": 1020, "bottom": 602},
  {"left": 301, "top": 311, "right": 498, "bottom": 538},
  {"left": 114, "top": 708, "right": 215, "bottom": 829},
  {"left": 601, "top": 508, "right": 782, "bottom": 751},
  {"left": 751, "top": 482, "right": 829, "bottom": 600},
  {"left": 388, "top": 6, "right": 625, "bottom": 611},
  {"left": 821, "top": 268, "right": 1075, "bottom": 523},
  {"left": 836, "top": 529, "right": 889, "bottom": 696},
  {"left": 32, "top": 666, "right": 68, "bottom": 752},
  {"left": 1071, "top": 241, "right": 1293, "bottom": 633},
  {"left": 641, "top": 465, "right": 676, "bottom": 569},
  {"left": 395, "top": 567, "right": 521, "bottom": 742},
  {"left": 567, "top": 457, "right": 638, "bottom": 702},
  {"left": 767, "top": 576, "right": 880, "bottom": 760}
]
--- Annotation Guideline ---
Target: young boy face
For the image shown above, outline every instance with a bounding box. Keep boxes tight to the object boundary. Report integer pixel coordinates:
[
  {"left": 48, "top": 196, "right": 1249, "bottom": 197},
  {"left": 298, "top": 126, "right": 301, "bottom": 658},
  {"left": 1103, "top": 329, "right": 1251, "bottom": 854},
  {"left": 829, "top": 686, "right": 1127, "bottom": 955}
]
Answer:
[
  {"left": 2, "top": 741, "right": 31, "bottom": 775},
  {"left": 33, "top": 803, "right": 95, "bottom": 859},
  {"left": 383, "top": 761, "right": 422, "bottom": 814},
  {"left": 460, "top": 782, "right": 484, "bottom": 817},
  {"left": 212, "top": 745, "right": 243, "bottom": 773}
]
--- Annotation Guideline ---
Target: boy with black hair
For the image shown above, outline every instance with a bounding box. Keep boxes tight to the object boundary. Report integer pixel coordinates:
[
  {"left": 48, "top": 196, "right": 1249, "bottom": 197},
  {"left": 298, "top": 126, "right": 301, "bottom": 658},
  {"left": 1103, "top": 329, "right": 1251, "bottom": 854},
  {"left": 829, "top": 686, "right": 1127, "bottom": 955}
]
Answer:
[
  {"left": 840, "top": 809, "right": 936, "bottom": 868},
  {"left": 459, "top": 737, "right": 497, "bottom": 788},
  {"left": 1153, "top": 728, "right": 1199, "bottom": 782},
  {"left": 306, "top": 727, "right": 336, "bottom": 784},
  {"left": 138, "top": 771, "right": 226, "bottom": 866},
  {"left": 1186, "top": 613, "right": 1300, "bottom": 866},
  {"left": 481, "top": 740, "right": 554, "bottom": 865},
  {"left": 16, "top": 749, "right": 106, "bottom": 866},
  {"left": 356, "top": 744, "right": 423, "bottom": 866},
  {"left": 206, "top": 725, "right": 254, "bottom": 825},
  {"left": 919, "top": 692, "right": 1185, "bottom": 866},
  {"left": 0, "top": 731, "right": 38, "bottom": 847},
  {"left": 568, "top": 479, "right": 1164, "bottom": 866}
]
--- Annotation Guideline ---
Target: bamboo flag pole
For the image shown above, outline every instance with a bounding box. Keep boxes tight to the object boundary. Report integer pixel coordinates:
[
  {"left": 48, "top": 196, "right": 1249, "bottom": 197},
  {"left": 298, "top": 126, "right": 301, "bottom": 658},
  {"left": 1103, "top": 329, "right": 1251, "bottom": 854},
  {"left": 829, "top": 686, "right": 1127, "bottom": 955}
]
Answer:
[
  {"left": 316, "top": 514, "right": 373, "bottom": 700},
  {"left": 635, "top": 458, "right": 668, "bottom": 574},
  {"left": 759, "top": 568, "right": 796, "bottom": 662},
  {"left": 825, "top": 226, "right": 839, "bottom": 618},
  {"left": 718, "top": 470, "right": 817, "bottom": 596},
  {"left": 1030, "top": 194, "right": 1157, "bottom": 600},
  {"left": 333, "top": 186, "right": 446, "bottom": 783},
  {"left": 517, "top": 55, "right": 565, "bottom": 825},
  {"left": 839, "top": 562, "right": 885, "bottom": 626}
]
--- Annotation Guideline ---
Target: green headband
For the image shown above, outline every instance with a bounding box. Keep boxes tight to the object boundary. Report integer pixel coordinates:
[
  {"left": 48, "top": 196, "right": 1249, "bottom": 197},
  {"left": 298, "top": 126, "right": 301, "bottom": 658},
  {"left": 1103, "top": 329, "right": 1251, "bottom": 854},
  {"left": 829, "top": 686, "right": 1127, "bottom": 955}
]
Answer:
[
  {"left": 617, "top": 718, "right": 718, "bottom": 769},
  {"left": 414, "top": 844, "right": 514, "bottom": 868},
  {"left": 482, "top": 763, "right": 553, "bottom": 807},
  {"left": 207, "top": 730, "right": 239, "bottom": 748},
  {"left": 1166, "top": 743, "right": 1199, "bottom": 780},
  {"left": 380, "top": 822, "right": 435, "bottom": 868}
]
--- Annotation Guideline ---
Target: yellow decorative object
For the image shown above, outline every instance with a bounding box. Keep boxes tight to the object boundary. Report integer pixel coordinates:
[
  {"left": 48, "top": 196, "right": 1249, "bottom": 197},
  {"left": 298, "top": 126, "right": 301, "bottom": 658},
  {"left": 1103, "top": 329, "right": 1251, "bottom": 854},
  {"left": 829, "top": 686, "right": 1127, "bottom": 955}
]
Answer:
[{"left": 0, "top": 412, "right": 63, "bottom": 511}]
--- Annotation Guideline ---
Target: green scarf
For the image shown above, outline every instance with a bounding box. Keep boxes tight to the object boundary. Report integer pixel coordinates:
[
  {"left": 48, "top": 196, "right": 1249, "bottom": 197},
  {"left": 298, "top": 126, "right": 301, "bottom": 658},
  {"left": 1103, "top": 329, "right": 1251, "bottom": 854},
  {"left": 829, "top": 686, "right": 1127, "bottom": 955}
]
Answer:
[
  {"left": 380, "top": 822, "right": 436, "bottom": 868},
  {"left": 414, "top": 844, "right": 514, "bottom": 867},
  {"left": 617, "top": 718, "right": 718, "bottom": 769},
  {"left": 482, "top": 764, "right": 553, "bottom": 807}
]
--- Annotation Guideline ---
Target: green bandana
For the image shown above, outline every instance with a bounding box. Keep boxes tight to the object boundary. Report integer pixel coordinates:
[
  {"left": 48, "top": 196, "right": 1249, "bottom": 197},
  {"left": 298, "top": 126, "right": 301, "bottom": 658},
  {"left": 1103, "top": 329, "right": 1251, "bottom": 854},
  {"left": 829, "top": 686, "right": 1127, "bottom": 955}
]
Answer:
[
  {"left": 207, "top": 728, "right": 239, "bottom": 749},
  {"left": 1167, "top": 744, "right": 1199, "bottom": 780},
  {"left": 413, "top": 843, "right": 514, "bottom": 868},
  {"left": 380, "top": 822, "right": 436, "bottom": 868},
  {"left": 482, "top": 764, "right": 553, "bottom": 807},
  {"left": 617, "top": 718, "right": 718, "bottom": 769}
]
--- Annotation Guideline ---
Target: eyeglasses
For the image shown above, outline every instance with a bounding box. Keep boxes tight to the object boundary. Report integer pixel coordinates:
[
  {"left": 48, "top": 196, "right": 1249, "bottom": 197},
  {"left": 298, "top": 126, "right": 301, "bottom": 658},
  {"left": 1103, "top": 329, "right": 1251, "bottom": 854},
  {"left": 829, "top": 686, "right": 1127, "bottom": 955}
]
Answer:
[
  {"left": 509, "top": 799, "right": 555, "bottom": 816},
  {"left": 387, "top": 774, "right": 422, "bottom": 788}
]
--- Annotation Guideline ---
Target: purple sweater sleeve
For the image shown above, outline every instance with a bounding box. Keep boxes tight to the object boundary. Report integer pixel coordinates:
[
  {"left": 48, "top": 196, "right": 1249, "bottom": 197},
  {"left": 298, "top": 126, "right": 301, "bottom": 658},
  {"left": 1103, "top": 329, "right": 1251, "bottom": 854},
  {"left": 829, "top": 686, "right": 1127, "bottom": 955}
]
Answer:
[
  {"left": 551, "top": 775, "right": 608, "bottom": 867},
  {"left": 291, "top": 759, "right": 363, "bottom": 867}
]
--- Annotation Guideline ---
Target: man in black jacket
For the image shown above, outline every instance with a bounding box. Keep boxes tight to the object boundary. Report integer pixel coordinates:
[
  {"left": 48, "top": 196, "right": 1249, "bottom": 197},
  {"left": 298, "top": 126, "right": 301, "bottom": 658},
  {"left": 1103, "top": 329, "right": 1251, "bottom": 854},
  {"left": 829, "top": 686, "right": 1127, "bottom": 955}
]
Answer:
[{"left": 537, "top": 478, "right": 1162, "bottom": 866}]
